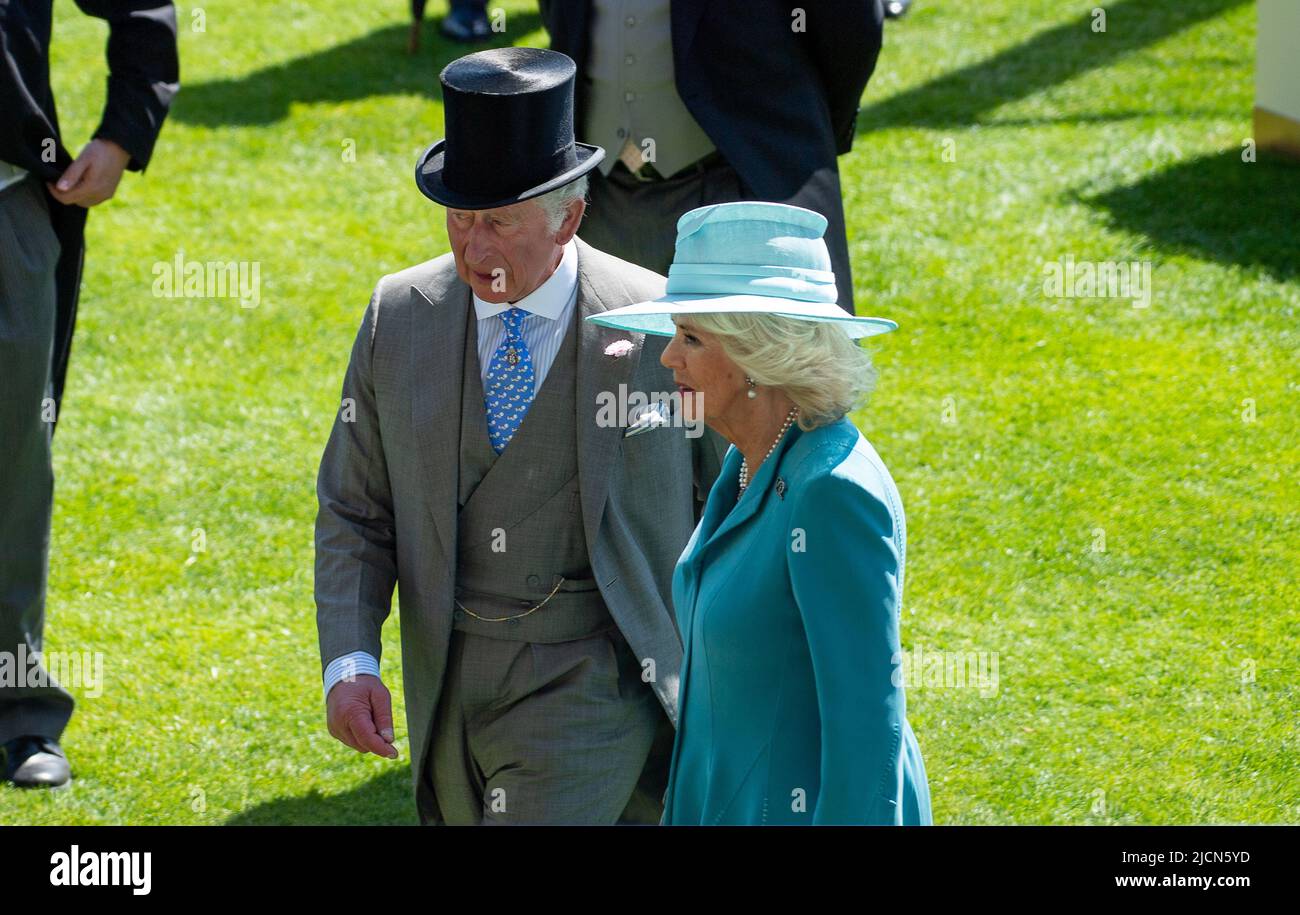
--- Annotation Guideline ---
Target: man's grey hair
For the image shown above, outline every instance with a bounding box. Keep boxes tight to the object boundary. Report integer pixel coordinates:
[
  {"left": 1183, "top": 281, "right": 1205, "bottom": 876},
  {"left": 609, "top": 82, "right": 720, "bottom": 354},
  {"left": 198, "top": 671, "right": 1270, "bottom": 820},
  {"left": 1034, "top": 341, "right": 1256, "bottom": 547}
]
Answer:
[{"left": 535, "top": 175, "right": 589, "bottom": 233}]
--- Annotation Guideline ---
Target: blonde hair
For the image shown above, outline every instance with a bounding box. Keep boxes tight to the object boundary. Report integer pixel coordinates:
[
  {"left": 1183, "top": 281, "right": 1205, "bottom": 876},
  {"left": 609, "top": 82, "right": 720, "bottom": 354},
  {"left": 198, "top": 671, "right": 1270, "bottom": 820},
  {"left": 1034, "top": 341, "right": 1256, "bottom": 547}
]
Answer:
[{"left": 682, "top": 311, "right": 878, "bottom": 430}]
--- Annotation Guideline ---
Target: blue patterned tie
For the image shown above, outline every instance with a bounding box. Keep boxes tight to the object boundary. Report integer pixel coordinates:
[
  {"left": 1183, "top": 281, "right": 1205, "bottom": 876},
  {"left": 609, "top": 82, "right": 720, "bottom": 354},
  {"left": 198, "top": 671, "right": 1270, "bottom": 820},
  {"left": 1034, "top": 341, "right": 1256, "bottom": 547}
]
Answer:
[{"left": 483, "top": 306, "right": 535, "bottom": 454}]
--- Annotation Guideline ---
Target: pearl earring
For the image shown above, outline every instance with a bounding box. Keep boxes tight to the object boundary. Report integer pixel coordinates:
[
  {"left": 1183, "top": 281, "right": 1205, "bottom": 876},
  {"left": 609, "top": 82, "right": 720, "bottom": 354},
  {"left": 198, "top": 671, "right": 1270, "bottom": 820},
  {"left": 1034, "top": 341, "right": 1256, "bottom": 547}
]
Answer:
[{"left": 746, "top": 377, "right": 758, "bottom": 399}]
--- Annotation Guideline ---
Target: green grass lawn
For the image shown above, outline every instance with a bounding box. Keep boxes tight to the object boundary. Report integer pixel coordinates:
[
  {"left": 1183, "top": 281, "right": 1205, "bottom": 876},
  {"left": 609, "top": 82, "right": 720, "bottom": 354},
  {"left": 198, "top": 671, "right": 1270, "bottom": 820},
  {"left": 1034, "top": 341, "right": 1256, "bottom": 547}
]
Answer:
[{"left": 4, "top": 0, "right": 1295, "bottom": 824}]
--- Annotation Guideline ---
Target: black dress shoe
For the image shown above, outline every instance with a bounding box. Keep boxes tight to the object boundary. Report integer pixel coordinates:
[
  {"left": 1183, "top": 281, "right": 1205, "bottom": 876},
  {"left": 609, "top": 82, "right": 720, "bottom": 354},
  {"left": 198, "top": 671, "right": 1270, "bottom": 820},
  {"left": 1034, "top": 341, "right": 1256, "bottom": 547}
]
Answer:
[{"left": 2, "top": 735, "right": 71, "bottom": 788}]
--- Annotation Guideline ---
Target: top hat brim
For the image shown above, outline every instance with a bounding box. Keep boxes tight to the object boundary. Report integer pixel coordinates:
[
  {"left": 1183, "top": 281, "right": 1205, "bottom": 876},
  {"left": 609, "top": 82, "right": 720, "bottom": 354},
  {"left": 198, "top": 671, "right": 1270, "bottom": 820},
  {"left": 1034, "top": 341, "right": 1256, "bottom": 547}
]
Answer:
[{"left": 415, "top": 140, "right": 605, "bottom": 210}]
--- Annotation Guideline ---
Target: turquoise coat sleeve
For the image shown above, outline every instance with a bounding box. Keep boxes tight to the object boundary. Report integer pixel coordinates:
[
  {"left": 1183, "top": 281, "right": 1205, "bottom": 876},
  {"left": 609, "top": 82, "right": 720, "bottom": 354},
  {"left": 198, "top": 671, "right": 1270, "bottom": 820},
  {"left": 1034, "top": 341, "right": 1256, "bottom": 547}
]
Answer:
[{"left": 787, "top": 466, "right": 906, "bottom": 825}]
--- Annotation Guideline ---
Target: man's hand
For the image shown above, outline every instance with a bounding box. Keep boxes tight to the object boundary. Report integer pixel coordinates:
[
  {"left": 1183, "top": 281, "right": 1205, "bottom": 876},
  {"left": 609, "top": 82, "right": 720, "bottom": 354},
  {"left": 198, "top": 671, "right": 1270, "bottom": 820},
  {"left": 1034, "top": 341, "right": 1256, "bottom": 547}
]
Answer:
[
  {"left": 326, "top": 674, "right": 399, "bottom": 759},
  {"left": 46, "top": 138, "right": 132, "bottom": 208}
]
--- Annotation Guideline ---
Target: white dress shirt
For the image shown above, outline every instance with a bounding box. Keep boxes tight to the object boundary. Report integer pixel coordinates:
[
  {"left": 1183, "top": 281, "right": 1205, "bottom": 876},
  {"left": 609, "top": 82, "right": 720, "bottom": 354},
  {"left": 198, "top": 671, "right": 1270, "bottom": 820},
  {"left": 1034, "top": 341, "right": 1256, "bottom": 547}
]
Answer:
[
  {"left": 472, "top": 236, "right": 579, "bottom": 395},
  {"left": 321, "top": 239, "right": 581, "bottom": 702}
]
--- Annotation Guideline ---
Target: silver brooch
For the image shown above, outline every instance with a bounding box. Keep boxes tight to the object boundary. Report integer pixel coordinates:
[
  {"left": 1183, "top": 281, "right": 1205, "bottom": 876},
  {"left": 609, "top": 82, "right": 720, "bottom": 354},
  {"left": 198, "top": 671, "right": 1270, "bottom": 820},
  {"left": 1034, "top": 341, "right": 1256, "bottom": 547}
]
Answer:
[{"left": 776, "top": 477, "right": 786, "bottom": 499}]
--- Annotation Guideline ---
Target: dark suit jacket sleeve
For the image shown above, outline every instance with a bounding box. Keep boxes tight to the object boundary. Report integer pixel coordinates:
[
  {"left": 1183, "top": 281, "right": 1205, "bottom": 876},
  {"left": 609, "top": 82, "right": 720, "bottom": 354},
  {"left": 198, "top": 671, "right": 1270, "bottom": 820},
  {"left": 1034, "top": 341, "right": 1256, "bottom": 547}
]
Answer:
[
  {"left": 802, "top": 0, "right": 884, "bottom": 155},
  {"left": 315, "top": 291, "right": 398, "bottom": 670},
  {"left": 73, "top": 0, "right": 180, "bottom": 171}
]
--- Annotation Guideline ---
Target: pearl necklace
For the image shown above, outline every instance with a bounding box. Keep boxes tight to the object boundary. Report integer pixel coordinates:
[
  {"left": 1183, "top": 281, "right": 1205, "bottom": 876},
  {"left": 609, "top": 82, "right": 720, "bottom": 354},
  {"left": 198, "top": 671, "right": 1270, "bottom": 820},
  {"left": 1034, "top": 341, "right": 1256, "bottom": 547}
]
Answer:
[{"left": 738, "top": 407, "right": 799, "bottom": 499}]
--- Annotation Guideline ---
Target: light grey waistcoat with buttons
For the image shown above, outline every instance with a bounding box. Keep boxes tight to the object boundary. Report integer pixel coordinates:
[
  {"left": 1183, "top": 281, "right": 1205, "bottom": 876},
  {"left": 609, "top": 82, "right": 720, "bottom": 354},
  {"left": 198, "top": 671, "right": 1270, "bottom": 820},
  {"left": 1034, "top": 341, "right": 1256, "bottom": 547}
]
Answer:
[{"left": 585, "top": 0, "right": 716, "bottom": 178}]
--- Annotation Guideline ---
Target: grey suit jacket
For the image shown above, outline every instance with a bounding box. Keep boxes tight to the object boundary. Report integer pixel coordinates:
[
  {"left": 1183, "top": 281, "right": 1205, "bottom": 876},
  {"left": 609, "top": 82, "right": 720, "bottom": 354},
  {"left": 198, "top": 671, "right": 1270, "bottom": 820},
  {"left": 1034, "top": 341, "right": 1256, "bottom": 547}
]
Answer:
[{"left": 315, "top": 236, "right": 725, "bottom": 823}]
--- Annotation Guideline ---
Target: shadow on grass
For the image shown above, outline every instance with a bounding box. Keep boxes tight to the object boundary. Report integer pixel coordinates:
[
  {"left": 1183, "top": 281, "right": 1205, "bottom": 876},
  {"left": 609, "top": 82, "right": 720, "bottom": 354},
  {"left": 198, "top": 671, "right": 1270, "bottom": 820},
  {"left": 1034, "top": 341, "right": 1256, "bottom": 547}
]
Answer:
[
  {"left": 172, "top": 16, "right": 543, "bottom": 126},
  {"left": 1082, "top": 149, "right": 1300, "bottom": 282},
  {"left": 859, "top": 0, "right": 1250, "bottom": 132},
  {"left": 224, "top": 767, "right": 418, "bottom": 825}
]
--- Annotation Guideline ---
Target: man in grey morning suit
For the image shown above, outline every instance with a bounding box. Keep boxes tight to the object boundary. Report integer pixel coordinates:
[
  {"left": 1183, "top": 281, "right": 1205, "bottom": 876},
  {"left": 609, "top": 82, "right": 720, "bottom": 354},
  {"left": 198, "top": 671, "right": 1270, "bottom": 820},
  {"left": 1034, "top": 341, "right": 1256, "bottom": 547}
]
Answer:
[{"left": 314, "top": 47, "right": 724, "bottom": 824}]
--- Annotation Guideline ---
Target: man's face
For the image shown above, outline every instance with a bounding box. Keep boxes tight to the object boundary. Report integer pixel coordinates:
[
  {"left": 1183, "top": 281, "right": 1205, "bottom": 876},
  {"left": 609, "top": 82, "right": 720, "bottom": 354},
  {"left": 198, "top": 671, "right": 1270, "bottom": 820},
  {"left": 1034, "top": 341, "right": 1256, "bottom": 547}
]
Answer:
[{"left": 446, "top": 197, "right": 581, "bottom": 303}]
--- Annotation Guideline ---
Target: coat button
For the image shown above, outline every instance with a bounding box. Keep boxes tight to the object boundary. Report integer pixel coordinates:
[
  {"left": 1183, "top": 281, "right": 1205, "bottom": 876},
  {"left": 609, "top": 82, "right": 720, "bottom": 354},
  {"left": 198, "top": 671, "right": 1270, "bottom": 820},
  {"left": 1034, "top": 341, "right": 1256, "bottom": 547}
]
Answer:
[
  {"left": 454, "top": 609, "right": 466, "bottom": 620},
  {"left": 527, "top": 574, "right": 541, "bottom": 588}
]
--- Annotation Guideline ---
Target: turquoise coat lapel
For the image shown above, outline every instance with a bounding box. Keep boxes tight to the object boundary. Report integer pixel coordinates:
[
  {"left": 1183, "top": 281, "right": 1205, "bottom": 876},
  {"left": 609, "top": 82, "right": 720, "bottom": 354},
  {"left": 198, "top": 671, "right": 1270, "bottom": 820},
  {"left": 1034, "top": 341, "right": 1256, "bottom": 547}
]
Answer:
[
  {"left": 699, "top": 423, "right": 804, "bottom": 553},
  {"left": 675, "top": 423, "right": 808, "bottom": 640}
]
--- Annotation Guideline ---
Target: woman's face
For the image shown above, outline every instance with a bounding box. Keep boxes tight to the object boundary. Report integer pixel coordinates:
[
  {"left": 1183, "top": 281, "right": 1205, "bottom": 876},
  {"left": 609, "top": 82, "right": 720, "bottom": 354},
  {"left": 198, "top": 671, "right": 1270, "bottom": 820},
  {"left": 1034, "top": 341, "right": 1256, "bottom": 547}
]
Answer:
[{"left": 659, "top": 318, "right": 747, "bottom": 430}]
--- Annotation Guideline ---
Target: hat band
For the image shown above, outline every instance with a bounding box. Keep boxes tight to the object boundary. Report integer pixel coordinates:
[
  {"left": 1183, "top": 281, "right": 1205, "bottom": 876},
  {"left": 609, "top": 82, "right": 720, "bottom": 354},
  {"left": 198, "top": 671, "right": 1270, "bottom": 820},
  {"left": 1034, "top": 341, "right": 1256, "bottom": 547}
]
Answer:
[{"left": 666, "top": 262, "right": 838, "bottom": 303}]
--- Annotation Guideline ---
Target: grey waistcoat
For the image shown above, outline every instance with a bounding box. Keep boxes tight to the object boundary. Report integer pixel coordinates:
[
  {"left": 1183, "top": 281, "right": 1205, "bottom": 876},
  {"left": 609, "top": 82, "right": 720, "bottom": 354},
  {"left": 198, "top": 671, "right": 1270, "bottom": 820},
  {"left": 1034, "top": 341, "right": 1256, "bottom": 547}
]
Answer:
[
  {"left": 452, "top": 305, "right": 614, "bottom": 642},
  {"left": 584, "top": 0, "right": 716, "bottom": 178}
]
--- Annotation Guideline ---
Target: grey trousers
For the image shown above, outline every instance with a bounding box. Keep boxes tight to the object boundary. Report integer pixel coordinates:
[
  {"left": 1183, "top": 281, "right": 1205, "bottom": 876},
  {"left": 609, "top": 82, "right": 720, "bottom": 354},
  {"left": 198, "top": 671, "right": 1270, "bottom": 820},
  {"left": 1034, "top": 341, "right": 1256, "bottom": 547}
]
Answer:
[
  {"left": 427, "top": 624, "right": 662, "bottom": 825},
  {"left": 0, "top": 175, "right": 75, "bottom": 745}
]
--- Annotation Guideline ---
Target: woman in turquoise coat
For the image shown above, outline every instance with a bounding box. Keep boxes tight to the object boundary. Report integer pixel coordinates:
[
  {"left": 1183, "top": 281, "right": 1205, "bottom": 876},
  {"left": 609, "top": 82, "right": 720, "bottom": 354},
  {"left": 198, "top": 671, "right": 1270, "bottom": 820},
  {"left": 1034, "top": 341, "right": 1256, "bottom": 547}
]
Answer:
[{"left": 589, "top": 201, "right": 932, "bottom": 826}]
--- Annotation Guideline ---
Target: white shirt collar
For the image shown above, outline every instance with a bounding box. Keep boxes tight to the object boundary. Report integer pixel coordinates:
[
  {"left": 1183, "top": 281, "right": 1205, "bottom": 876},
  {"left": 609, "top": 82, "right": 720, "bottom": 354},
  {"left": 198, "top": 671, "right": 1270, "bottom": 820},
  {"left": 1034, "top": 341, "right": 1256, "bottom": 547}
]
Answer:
[{"left": 472, "top": 239, "right": 578, "bottom": 322}]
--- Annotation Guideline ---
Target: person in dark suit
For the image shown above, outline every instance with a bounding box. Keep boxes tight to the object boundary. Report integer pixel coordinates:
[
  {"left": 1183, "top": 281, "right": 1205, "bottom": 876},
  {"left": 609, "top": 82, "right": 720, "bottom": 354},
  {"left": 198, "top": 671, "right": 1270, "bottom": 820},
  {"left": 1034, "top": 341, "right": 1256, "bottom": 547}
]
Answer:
[
  {"left": 539, "top": 0, "right": 884, "bottom": 314},
  {"left": 0, "top": 0, "right": 178, "bottom": 788}
]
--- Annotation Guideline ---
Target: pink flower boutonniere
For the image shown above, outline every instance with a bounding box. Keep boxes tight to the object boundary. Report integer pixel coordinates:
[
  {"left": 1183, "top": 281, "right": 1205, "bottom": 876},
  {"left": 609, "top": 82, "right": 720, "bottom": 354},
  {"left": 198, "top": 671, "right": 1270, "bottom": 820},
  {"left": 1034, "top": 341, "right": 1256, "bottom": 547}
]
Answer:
[{"left": 604, "top": 339, "right": 636, "bottom": 358}]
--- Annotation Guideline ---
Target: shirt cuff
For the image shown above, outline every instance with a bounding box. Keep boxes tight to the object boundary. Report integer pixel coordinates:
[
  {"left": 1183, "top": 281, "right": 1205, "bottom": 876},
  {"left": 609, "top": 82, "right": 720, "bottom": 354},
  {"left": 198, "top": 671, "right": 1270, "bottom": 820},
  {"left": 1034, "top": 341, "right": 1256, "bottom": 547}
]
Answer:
[{"left": 322, "top": 651, "right": 380, "bottom": 702}]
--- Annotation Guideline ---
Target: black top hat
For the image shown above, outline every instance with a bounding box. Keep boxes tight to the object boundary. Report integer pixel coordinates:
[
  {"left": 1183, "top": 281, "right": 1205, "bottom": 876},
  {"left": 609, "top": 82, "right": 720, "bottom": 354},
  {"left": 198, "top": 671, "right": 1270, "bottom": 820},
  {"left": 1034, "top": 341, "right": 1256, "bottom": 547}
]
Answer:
[{"left": 415, "top": 47, "right": 605, "bottom": 210}]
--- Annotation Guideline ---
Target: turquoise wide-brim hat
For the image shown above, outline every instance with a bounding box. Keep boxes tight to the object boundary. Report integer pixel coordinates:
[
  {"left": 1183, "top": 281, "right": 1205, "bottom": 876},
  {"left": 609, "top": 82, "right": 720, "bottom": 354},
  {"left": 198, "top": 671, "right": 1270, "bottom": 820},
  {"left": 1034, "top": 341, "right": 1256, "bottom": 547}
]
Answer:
[{"left": 585, "top": 201, "right": 897, "bottom": 339}]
